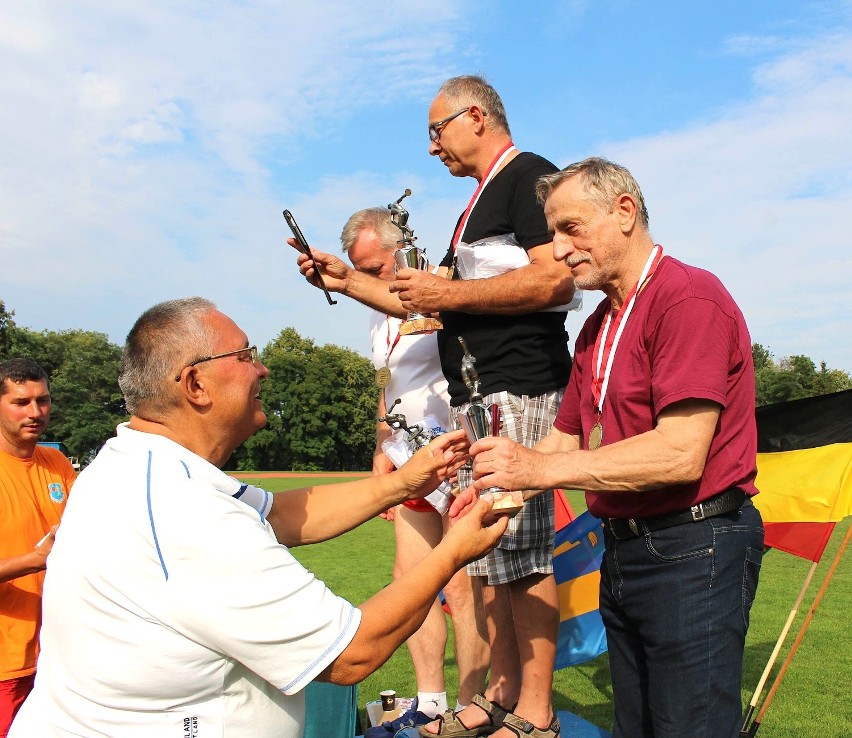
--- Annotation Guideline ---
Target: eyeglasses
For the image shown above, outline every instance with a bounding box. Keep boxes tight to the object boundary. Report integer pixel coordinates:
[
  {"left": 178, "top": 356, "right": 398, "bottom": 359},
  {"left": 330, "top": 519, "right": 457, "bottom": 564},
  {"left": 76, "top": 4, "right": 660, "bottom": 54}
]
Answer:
[
  {"left": 428, "top": 107, "right": 470, "bottom": 143},
  {"left": 174, "top": 346, "right": 258, "bottom": 382}
]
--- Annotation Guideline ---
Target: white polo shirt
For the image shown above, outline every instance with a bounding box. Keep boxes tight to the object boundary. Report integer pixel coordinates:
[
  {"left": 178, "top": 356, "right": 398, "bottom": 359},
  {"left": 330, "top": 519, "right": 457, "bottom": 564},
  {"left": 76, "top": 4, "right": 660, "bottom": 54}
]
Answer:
[{"left": 10, "top": 424, "right": 360, "bottom": 738}]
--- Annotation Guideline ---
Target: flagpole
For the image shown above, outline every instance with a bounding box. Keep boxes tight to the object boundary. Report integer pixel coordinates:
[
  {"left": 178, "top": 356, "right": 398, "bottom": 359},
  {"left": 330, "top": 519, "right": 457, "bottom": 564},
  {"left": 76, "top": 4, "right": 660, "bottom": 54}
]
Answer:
[
  {"left": 743, "top": 522, "right": 852, "bottom": 736},
  {"left": 739, "top": 558, "right": 820, "bottom": 735}
]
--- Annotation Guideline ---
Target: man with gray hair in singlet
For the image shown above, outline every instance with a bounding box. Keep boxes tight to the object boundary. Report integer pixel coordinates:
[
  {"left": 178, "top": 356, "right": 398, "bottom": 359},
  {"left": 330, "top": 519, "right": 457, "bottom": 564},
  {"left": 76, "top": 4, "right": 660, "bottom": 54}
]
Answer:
[{"left": 341, "top": 208, "right": 489, "bottom": 737}]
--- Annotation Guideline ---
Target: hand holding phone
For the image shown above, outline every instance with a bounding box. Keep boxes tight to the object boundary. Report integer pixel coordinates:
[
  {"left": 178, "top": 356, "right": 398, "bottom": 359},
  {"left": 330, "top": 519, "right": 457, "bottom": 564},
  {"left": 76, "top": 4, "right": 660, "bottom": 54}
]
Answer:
[{"left": 282, "top": 210, "right": 337, "bottom": 306}]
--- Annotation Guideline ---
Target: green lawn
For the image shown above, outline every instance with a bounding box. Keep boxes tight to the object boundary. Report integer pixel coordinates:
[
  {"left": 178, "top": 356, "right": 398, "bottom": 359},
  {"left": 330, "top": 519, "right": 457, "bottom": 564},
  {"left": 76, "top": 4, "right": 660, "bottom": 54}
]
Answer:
[{"left": 238, "top": 476, "right": 852, "bottom": 737}]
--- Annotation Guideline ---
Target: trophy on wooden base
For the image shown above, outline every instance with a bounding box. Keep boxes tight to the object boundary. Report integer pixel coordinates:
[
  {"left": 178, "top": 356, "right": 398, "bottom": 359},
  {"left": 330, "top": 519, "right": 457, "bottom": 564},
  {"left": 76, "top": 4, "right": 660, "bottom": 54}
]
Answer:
[
  {"left": 389, "top": 189, "right": 443, "bottom": 336},
  {"left": 456, "top": 337, "right": 524, "bottom": 514}
]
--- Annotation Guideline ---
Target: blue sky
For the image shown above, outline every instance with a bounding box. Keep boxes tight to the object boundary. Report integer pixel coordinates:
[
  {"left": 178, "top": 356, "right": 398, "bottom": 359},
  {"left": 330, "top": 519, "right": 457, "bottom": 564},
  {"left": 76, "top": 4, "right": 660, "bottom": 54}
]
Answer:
[{"left": 2, "top": 1, "right": 851, "bottom": 372}]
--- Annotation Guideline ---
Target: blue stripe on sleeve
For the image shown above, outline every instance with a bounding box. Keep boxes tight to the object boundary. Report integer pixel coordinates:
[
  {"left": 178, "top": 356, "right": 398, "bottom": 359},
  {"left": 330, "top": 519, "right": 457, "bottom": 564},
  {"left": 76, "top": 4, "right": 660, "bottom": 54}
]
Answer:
[
  {"left": 278, "top": 606, "right": 358, "bottom": 693},
  {"left": 147, "top": 451, "right": 169, "bottom": 580}
]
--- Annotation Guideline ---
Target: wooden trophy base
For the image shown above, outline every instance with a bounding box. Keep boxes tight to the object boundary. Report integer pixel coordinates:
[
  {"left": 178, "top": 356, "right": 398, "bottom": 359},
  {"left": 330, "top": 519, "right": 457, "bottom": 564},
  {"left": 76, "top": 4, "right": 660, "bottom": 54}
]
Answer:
[
  {"left": 399, "top": 316, "right": 443, "bottom": 335},
  {"left": 489, "top": 490, "right": 525, "bottom": 517}
]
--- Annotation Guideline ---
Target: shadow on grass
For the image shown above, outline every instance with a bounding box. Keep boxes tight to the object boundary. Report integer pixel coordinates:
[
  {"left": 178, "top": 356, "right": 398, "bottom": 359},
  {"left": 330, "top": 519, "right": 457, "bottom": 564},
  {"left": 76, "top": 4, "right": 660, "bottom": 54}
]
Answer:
[{"left": 552, "top": 655, "right": 613, "bottom": 731}]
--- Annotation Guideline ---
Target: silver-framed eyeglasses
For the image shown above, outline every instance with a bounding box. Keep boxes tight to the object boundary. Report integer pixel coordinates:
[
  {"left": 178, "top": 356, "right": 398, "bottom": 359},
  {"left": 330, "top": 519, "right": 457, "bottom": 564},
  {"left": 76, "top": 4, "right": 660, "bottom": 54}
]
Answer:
[
  {"left": 428, "top": 107, "right": 470, "bottom": 142},
  {"left": 174, "top": 346, "right": 258, "bottom": 381}
]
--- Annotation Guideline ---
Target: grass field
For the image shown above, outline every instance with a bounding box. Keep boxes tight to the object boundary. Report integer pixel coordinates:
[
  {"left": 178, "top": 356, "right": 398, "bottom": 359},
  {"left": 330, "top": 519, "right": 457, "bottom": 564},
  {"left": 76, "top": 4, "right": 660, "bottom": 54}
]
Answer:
[{"left": 238, "top": 474, "right": 852, "bottom": 737}]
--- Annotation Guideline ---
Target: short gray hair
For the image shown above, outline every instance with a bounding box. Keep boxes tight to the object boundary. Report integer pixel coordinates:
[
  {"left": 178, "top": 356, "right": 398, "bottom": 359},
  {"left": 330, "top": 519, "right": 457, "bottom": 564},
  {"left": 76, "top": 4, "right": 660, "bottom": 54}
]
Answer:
[
  {"left": 119, "top": 297, "right": 217, "bottom": 416},
  {"left": 340, "top": 207, "right": 400, "bottom": 253},
  {"left": 535, "top": 157, "right": 650, "bottom": 229},
  {"left": 438, "top": 75, "right": 510, "bottom": 136}
]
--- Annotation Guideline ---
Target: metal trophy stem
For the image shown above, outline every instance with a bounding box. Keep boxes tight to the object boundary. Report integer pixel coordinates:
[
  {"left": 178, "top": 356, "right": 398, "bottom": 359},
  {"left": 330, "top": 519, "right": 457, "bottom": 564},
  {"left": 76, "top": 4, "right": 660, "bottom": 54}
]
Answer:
[
  {"left": 389, "top": 190, "right": 443, "bottom": 336},
  {"left": 457, "top": 337, "right": 502, "bottom": 494}
]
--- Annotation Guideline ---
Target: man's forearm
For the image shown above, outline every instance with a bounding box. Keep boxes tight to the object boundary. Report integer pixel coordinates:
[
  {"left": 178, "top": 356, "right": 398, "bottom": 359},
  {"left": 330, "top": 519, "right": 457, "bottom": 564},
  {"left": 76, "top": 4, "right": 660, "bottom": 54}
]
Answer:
[
  {"left": 447, "top": 263, "right": 575, "bottom": 315},
  {"left": 374, "top": 422, "right": 392, "bottom": 464},
  {"left": 0, "top": 550, "right": 48, "bottom": 583},
  {"left": 474, "top": 404, "right": 720, "bottom": 496},
  {"left": 537, "top": 423, "right": 717, "bottom": 493},
  {"left": 345, "top": 270, "right": 408, "bottom": 317},
  {"left": 268, "top": 472, "right": 411, "bottom": 546}
]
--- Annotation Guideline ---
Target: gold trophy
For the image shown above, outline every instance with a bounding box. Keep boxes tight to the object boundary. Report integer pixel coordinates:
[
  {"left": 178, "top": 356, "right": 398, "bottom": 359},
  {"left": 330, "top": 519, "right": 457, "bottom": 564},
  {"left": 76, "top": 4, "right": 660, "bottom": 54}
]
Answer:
[{"left": 389, "top": 190, "right": 443, "bottom": 336}]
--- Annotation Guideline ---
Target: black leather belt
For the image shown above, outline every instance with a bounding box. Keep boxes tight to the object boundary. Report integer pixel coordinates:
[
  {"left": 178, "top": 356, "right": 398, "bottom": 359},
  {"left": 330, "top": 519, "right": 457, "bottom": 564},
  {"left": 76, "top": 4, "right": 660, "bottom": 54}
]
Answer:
[{"left": 603, "top": 489, "right": 747, "bottom": 540}]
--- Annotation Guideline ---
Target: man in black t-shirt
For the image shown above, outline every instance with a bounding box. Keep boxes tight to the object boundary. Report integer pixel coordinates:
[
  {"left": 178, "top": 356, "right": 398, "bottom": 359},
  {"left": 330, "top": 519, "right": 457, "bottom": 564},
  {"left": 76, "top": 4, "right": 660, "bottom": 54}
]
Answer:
[{"left": 292, "top": 76, "right": 574, "bottom": 738}]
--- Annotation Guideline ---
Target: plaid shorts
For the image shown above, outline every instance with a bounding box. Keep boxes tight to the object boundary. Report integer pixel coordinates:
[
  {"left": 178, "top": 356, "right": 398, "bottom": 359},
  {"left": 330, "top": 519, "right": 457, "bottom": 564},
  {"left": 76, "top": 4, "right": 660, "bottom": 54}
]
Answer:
[{"left": 452, "top": 389, "right": 563, "bottom": 585}]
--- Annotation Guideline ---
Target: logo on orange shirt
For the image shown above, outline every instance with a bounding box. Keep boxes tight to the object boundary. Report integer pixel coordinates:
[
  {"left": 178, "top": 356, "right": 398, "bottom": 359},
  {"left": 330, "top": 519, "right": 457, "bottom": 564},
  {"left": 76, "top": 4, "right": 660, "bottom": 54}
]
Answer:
[{"left": 48, "top": 483, "right": 65, "bottom": 503}]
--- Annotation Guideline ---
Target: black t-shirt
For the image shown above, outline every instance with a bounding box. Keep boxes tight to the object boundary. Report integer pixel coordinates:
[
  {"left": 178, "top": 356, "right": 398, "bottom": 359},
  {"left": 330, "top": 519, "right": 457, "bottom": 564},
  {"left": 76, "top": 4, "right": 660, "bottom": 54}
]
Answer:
[{"left": 438, "top": 152, "right": 572, "bottom": 405}]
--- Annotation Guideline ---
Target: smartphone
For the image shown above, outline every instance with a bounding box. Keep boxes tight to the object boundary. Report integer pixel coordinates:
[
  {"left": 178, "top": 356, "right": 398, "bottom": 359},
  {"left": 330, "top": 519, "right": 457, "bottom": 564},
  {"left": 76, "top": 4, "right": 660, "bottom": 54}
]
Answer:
[{"left": 282, "top": 210, "right": 337, "bottom": 305}]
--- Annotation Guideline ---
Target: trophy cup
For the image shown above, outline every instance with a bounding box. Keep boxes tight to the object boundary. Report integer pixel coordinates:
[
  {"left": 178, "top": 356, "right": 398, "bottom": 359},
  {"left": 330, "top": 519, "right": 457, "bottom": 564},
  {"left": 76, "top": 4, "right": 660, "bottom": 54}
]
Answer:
[
  {"left": 379, "top": 398, "right": 456, "bottom": 514},
  {"left": 389, "top": 189, "right": 443, "bottom": 336},
  {"left": 456, "top": 337, "right": 524, "bottom": 514}
]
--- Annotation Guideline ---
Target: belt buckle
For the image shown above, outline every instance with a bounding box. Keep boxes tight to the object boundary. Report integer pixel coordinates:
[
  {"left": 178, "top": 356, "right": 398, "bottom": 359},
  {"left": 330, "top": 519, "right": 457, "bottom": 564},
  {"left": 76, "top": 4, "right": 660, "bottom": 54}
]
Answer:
[{"left": 691, "top": 503, "right": 706, "bottom": 522}]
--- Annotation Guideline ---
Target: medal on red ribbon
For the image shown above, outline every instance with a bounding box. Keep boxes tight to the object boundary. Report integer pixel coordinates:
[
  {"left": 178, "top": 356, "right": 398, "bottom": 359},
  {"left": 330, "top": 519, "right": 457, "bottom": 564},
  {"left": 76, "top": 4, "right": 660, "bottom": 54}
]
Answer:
[
  {"left": 588, "top": 245, "right": 664, "bottom": 450},
  {"left": 375, "top": 316, "right": 402, "bottom": 388}
]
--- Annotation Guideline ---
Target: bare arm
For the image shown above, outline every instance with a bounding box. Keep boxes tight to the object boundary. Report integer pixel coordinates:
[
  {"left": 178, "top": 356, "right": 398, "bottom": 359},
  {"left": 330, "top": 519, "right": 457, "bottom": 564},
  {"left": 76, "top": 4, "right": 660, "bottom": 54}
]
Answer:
[
  {"left": 291, "top": 241, "right": 410, "bottom": 317},
  {"left": 0, "top": 526, "right": 57, "bottom": 583},
  {"left": 470, "top": 399, "right": 721, "bottom": 495},
  {"left": 390, "top": 242, "right": 575, "bottom": 315},
  {"left": 316, "top": 496, "right": 509, "bottom": 684},
  {"left": 373, "top": 392, "right": 397, "bottom": 521},
  {"left": 266, "top": 430, "right": 469, "bottom": 546},
  {"left": 373, "top": 391, "right": 394, "bottom": 476}
]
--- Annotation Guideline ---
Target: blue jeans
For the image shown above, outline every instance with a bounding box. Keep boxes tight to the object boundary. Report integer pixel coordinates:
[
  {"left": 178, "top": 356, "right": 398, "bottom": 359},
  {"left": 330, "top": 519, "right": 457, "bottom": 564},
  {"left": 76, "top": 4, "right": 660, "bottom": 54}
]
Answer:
[{"left": 600, "top": 502, "right": 763, "bottom": 738}]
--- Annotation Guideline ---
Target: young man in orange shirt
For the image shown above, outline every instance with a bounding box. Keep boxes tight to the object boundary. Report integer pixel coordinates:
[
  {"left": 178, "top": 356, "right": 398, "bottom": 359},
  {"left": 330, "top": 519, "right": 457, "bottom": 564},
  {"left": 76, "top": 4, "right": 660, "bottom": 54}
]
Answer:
[{"left": 0, "top": 358, "right": 75, "bottom": 737}]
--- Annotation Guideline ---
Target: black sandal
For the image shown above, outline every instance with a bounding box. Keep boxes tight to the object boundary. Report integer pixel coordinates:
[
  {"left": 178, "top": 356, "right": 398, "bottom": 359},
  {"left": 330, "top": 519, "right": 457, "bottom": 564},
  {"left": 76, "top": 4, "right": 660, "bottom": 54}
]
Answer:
[{"left": 501, "top": 712, "right": 561, "bottom": 738}]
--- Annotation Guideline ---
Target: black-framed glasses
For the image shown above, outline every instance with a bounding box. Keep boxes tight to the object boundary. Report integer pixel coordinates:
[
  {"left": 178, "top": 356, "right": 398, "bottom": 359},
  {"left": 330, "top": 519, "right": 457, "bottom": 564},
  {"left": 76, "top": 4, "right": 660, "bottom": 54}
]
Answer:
[
  {"left": 174, "top": 346, "right": 258, "bottom": 382},
  {"left": 428, "top": 107, "right": 470, "bottom": 142}
]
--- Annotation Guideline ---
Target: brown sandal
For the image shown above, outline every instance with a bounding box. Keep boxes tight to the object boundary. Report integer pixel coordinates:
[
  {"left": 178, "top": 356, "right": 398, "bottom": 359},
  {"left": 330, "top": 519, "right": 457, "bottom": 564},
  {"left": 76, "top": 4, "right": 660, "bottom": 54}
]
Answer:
[
  {"left": 501, "top": 713, "right": 561, "bottom": 738},
  {"left": 417, "top": 693, "right": 513, "bottom": 737}
]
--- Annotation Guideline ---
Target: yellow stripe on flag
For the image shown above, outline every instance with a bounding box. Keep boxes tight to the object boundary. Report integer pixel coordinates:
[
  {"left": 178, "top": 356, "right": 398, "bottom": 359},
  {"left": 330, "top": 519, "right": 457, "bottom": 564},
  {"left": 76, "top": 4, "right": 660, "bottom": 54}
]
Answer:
[
  {"left": 557, "top": 570, "right": 600, "bottom": 621},
  {"left": 754, "top": 443, "right": 852, "bottom": 523}
]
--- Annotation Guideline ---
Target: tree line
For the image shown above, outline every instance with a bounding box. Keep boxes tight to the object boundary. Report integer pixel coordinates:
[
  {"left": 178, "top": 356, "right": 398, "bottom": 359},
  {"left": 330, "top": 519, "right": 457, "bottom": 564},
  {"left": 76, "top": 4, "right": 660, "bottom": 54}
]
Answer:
[
  {"left": 1, "top": 300, "right": 378, "bottom": 471},
  {"left": 2, "top": 299, "right": 850, "bottom": 470},
  {"left": 752, "top": 344, "right": 852, "bottom": 406}
]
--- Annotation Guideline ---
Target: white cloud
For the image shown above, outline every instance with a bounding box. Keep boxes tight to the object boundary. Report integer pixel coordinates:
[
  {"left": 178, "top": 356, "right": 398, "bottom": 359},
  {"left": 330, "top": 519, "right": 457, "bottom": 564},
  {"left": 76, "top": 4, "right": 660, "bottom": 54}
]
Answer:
[
  {"left": 0, "top": 0, "right": 468, "bottom": 350},
  {"left": 570, "top": 31, "right": 852, "bottom": 371},
  {"left": 2, "top": 0, "right": 851, "bottom": 382}
]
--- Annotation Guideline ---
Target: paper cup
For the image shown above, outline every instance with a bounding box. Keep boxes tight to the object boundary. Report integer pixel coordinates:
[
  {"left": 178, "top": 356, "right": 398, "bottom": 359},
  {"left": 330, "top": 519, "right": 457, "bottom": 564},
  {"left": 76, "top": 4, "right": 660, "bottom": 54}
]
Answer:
[{"left": 380, "top": 690, "right": 396, "bottom": 711}]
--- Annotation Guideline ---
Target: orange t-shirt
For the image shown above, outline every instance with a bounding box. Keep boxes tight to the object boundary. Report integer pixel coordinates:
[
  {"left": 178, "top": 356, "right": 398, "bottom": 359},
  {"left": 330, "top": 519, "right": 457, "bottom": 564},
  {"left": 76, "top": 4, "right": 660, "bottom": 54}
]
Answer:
[{"left": 0, "top": 446, "right": 75, "bottom": 680}]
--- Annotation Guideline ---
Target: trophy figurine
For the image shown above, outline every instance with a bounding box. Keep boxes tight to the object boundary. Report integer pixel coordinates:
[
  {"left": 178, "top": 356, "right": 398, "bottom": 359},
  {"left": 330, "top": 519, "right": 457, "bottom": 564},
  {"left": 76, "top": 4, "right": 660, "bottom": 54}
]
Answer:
[
  {"left": 378, "top": 398, "right": 456, "bottom": 514},
  {"left": 389, "top": 189, "right": 443, "bottom": 336},
  {"left": 456, "top": 337, "right": 524, "bottom": 514}
]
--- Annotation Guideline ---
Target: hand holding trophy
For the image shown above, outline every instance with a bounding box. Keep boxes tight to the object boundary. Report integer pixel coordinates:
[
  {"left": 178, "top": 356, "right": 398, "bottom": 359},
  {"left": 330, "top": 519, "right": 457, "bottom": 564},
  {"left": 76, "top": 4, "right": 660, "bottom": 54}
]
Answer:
[
  {"left": 389, "top": 190, "right": 443, "bottom": 336},
  {"left": 456, "top": 337, "right": 524, "bottom": 515}
]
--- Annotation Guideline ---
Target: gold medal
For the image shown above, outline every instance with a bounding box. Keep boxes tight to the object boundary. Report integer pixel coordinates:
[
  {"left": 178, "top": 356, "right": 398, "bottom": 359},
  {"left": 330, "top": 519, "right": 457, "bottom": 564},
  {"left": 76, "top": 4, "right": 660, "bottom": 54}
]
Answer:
[
  {"left": 588, "top": 421, "right": 603, "bottom": 450},
  {"left": 375, "top": 366, "right": 392, "bottom": 388}
]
